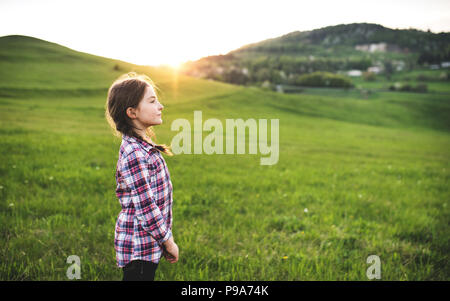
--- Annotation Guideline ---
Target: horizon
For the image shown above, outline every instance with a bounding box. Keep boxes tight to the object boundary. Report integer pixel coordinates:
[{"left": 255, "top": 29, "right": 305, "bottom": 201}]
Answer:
[{"left": 1, "top": 0, "right": 449, "bottom": 67}]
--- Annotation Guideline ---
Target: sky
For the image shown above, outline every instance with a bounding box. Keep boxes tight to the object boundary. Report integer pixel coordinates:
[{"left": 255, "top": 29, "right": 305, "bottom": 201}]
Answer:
[{"left": 0, "top": 0, "right": 449, "bottom": 67}]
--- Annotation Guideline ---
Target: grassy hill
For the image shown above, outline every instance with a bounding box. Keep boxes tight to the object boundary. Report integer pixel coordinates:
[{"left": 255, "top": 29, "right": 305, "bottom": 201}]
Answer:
[
  {"left": 180, "top": 23, "right": 450, "bottom": 87},
  {"left": 232, "top": 23, "right": 450, "bottom": 56},
  {"left": 0, "top": 35, "right": 449, "bottom": 280}
]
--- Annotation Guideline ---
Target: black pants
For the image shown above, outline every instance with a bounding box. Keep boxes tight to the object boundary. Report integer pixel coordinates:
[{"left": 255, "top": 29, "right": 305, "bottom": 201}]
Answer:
[{"left": 122, "top": 260, "right": 159, "bottom": 281}]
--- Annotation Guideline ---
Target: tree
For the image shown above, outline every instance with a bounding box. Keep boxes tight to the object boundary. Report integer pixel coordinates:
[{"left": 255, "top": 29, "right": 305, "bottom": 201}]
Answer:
[
  {"left": 383, "top": 60, "right": 394, "bottom": 80},
  {"left": 222, "top": 68, "right": 249, "bottom": 85}
]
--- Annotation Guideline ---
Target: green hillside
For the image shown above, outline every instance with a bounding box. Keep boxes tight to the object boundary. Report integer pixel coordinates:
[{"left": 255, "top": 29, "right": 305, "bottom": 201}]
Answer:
[
  {"left": 180, "top": 23, "right": 450, "bottom": 87},
  {"left": 232, "top": 23, "right": 450, "bottom": 56},
  {"left": 0, "top": 35, "right": 449, "bottom": 280}
]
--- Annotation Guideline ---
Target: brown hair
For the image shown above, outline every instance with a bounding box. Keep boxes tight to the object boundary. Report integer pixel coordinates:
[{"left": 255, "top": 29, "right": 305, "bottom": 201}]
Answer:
[{"left": 105, "top": 72, "right": 173, "bottom": 156}]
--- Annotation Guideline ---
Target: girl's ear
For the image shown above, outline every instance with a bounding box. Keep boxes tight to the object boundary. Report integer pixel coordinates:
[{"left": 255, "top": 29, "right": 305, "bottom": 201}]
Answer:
[{"left": 126, "top": 107, "right": 137, "bottom": 119}]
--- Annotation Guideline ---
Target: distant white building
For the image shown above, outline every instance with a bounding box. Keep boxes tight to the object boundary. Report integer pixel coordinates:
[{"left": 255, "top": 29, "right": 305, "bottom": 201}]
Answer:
[
  {"left": 441, "top": 62, "right": 450, "bottom": 68},
  {"left": 367, "top": 66, "right": 382, "bottom": 74},
  {"left": 347, "top": 70, "right": 362, "bottom": 77},
  {"left": 355, "top": 43, "right": 387, "bottom": 53},
  {"left": 430, "top": 64, "right": 440, "bottom": 70},
  {"left": 392, "top": 60, "right": 405, "bottom": 71}
]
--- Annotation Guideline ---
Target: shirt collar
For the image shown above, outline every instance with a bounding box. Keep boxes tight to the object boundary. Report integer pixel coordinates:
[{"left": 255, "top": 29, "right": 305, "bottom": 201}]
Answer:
[{"left": 123, "top": 134, "right": 155, "bottom": 153}]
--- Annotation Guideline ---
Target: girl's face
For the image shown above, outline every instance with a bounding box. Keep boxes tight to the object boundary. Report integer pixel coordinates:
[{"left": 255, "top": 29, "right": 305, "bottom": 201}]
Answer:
[{"left": 133, "top": 85, "right": 164, "bottom": 127}]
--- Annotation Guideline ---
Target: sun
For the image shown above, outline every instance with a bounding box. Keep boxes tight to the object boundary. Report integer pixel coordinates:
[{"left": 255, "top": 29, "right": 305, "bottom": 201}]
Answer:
[{"left": 167, "top": 60, "right": 183, "bottom": 71}]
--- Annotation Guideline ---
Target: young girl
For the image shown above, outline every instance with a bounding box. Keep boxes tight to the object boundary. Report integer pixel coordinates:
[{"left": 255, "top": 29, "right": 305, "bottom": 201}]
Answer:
[{"left": 105, "top": 72, "right": 179, "bottom": 281}]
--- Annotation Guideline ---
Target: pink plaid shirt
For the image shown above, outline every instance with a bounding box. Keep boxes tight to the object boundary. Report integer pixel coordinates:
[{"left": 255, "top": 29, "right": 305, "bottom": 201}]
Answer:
[{"left": 114, "top": 134, "right": 173, "bottom": 267}]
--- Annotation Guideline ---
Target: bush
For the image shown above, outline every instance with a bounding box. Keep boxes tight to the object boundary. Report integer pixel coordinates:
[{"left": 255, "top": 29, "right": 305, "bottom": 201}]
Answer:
[
  {"left": 222, "top": 69, "right": 249, "bottom": 85},
  {"left": 399, "top": 84, "right": 412, "bottom": 91},
  {"left": 413, "top": 83, "right": 428, "bottom": 92},
  {"left": 439, "top": 72, "right": 449, "bottom": 81},
  {"left": 362, "top": 71, "right": 376, "bottom": 81},
  {"left": 260, "top": 80, "right": 272, "bottom": 91},
  {"left": 295, "top": 71, "right": 353, "bottom": 88},
  {"left": 388, "top": 83, "right": 428, "bottom": 93},
  {"left": 417, "top": 73, "right": 449, "bottom": 82}
]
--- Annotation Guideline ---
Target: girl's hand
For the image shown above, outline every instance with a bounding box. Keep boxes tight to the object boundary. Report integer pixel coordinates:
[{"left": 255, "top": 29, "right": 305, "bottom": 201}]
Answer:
[{"left": 163, "top": 240, "right": 179, "bottom": 263}]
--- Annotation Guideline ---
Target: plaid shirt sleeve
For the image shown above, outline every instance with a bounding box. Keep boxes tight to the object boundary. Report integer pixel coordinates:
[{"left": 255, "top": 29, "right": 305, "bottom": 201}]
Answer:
[{"left": 120, "top": 149, "right": 172, "bottom": 245}]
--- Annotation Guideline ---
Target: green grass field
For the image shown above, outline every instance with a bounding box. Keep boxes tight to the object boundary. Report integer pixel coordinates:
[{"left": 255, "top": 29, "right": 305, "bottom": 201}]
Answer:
[{"left": 1, "top": 35, "right": 449, "bottom": 280}]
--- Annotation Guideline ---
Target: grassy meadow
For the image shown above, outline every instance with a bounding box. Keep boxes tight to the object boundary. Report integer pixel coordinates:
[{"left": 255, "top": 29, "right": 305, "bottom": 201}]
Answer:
[{"left": 0, "top": 35, "right": 449, "bottom": 280}]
